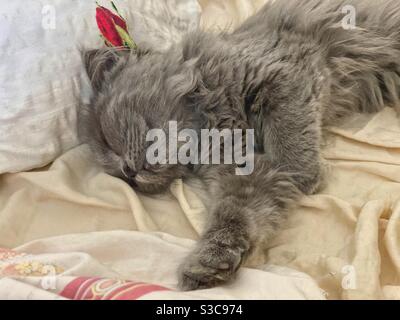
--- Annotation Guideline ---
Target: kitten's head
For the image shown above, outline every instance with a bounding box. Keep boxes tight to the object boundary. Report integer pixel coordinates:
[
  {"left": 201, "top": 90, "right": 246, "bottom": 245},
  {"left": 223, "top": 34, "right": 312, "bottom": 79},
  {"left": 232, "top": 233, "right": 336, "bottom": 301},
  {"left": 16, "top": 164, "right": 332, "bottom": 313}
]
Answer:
[{"left": 78, "top": 47, "right": 200, "bottom": 194}]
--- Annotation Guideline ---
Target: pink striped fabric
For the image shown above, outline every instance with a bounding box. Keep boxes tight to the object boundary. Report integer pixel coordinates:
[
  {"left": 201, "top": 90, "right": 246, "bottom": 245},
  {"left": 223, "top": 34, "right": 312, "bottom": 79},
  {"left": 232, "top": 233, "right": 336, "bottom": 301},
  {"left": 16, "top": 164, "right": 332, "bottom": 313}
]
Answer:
[{"left": 60, "top": 277, "right": 171, "bottom": 300}]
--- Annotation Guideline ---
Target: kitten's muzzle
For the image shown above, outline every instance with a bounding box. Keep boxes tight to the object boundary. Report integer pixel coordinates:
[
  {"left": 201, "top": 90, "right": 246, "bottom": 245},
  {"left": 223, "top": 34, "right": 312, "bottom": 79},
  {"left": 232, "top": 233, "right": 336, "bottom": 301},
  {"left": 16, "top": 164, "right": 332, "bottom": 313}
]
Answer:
[{"left": 122, "top": 164, "right": 137, "bottom": 179}]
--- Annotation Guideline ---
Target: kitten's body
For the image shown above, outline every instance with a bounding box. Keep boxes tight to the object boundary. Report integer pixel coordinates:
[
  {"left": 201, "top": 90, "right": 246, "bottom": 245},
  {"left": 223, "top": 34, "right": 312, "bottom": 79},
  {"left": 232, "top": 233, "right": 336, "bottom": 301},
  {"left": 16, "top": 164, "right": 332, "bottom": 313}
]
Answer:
[{"left": 79, "top": 0, "right": 400, "bottom": 290}]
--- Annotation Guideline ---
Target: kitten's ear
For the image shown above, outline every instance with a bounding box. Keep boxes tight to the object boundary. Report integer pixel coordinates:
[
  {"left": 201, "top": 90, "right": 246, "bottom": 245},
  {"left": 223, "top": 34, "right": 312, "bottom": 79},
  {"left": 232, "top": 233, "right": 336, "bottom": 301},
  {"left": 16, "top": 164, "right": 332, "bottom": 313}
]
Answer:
[{"left": 83, "top": 48, "right": 130, "bottom": 91}]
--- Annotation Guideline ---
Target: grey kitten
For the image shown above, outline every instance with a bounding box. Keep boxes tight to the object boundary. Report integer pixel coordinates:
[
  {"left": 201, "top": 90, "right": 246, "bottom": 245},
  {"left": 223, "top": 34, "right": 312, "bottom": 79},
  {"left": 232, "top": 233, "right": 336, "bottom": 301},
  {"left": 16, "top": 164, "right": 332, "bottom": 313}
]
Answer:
[{"left": 78, "top": 0, "right": 400, "bottom": 290}]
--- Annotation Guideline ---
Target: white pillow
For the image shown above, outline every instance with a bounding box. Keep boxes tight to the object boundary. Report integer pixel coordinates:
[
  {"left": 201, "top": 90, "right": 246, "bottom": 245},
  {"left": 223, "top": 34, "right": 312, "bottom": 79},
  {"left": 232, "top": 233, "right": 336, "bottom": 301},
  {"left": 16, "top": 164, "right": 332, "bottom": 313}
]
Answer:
[{"left": 0, "top": 0, "right": 201, "bottom": 173}]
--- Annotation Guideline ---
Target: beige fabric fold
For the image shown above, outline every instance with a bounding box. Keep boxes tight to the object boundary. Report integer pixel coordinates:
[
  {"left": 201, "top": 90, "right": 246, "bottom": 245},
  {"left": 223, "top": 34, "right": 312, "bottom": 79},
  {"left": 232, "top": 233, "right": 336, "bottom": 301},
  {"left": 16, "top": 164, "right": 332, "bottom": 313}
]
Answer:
[
  {"left": 199, "top": 0, "right": 267, "bottom": 31},
  {"left": 0, "top": 145, "right": 203, "bottom": 246},
  {"left": 267, "top": 109, "right": 400, "bottom": 300}
]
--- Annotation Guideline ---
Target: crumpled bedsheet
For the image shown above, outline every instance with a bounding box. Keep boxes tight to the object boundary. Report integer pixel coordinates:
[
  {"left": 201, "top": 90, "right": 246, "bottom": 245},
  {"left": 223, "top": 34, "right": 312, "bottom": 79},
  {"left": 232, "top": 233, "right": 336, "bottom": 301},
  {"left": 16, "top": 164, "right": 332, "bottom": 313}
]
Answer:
[{"left": 0, "top": 0, "right": 399, "bottom": 300}]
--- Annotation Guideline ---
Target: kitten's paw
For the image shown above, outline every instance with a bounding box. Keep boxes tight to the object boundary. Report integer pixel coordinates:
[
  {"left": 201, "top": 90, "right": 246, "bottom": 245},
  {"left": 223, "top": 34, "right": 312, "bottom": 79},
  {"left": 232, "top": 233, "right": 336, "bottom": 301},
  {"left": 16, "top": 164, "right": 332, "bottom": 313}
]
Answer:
[{"left": 178, "top": 234, "right": 250, "bottom": 291}]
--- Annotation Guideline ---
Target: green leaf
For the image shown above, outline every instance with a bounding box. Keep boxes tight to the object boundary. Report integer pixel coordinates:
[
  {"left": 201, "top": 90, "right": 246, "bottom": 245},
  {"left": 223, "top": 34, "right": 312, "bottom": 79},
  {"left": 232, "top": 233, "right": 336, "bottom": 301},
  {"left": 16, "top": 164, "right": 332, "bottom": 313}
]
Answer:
[
  {"left": 115, "top": 25, "right": 137, "bottom": 49},
  {"left": 111, "top": 1, "right": 120, "bottom": 15}
]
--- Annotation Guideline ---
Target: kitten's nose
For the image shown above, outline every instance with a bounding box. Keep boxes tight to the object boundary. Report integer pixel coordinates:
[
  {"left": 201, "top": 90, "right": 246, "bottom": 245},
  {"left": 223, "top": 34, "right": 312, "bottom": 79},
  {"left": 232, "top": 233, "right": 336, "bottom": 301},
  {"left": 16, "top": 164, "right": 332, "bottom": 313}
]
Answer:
[{"left": 122, "top": 164, "right": 137, "bottom": 179}]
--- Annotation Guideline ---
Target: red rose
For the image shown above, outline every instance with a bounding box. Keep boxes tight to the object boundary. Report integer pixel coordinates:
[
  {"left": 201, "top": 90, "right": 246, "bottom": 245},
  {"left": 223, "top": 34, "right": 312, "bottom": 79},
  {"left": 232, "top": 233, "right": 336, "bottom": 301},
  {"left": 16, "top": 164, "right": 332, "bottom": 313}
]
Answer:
[{"left": 95, "top": 2, "right": 135, "bottom": 48}]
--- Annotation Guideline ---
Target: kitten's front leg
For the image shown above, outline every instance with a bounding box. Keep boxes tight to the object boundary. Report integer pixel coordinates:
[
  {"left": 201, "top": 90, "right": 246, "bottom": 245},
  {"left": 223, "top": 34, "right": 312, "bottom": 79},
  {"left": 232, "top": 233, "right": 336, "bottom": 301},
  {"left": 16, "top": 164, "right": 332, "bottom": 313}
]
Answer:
[
  {"left": 178, "top": 159, "right": 302, "bottom": 290},
  {"left": 178, "top": 191, "right": 252, "bottom": 290}
]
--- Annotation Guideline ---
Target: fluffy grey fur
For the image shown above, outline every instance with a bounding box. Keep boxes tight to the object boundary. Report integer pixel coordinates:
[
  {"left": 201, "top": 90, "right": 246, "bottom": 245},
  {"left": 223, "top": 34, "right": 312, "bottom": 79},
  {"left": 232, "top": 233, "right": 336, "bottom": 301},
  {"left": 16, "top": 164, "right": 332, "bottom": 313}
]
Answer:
[{"left": 78, "top": 0, "right": 400, "bottom": 290}]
